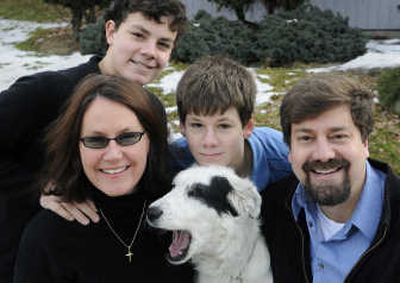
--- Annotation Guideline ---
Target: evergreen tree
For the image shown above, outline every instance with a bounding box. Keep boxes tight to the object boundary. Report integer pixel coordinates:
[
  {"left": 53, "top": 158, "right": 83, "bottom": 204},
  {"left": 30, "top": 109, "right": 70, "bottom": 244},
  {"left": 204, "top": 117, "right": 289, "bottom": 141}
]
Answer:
[
  {"left": 206, "top": 0, "right": 255, "bottom": 23},
  {"left": 261, "top": 0, "right": 305, "bottom": 14},
  {"left": 206, "top": 0, "right": 304, "bottom": 23},
  {"left": 44, "top": 0, "right": 110, "bottom": 41}
]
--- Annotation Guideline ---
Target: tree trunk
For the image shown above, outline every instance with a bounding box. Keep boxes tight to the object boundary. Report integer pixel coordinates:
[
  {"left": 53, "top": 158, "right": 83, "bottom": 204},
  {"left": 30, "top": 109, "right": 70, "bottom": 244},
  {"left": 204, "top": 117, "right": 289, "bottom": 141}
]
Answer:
[
  {"left": 85, "top": 6, "right": 97, "bottom": 23},
  {"left": 71, "top": 7, "right": 83, "bottom": 42},
  {"left": 261, "top": 0, "right": 278, "bottom": 14},
  {"left": 234, "top": 6, "right": 246, "bottom": 22}
]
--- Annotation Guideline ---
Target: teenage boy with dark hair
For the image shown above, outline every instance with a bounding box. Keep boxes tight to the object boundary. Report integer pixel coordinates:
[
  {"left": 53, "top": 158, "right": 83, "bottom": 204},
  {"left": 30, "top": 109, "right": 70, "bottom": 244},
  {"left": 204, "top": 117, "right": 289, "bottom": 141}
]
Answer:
[{"left": 0, "top": 1, "right": 187, "bottom": 281}]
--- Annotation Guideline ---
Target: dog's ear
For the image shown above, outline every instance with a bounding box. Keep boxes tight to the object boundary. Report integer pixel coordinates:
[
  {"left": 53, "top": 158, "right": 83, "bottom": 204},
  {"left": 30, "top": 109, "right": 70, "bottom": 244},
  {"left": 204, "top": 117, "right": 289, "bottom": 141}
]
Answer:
[{"left": 227, "top": 176, "right": 261, "bottom": 219}]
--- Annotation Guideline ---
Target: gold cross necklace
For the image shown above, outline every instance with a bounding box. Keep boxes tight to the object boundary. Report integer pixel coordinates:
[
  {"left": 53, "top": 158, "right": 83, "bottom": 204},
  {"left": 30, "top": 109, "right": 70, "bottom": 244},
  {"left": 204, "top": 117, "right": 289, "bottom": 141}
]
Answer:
[{"left": 99, "top": 201, "right": 147, "bottom": 263}]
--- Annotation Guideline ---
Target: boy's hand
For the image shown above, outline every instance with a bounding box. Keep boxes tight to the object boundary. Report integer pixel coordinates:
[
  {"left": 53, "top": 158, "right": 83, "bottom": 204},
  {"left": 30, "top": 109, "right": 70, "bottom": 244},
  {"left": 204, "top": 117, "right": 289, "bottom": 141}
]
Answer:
[{"left": 40, "top": 194, "right": 100, "bottom": 225}]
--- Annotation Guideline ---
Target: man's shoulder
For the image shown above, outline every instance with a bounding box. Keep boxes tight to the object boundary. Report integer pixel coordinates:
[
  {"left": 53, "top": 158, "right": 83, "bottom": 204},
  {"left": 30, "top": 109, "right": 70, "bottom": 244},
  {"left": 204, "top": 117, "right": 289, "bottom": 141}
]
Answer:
[
  {"left": 3, "top": 56, "right": 98, "bottom": 95},
  {"left": 369, "top": 159, "right": 399, "bottom": 177},
  {"left": 261, "top": 174, "right": 298, "bottom": 199},
  {"left": 4, "top": 70, "right": 65, "bottom": 92},
  {"left": 57, "top": 55, "right": 101, "bottom": 82}
]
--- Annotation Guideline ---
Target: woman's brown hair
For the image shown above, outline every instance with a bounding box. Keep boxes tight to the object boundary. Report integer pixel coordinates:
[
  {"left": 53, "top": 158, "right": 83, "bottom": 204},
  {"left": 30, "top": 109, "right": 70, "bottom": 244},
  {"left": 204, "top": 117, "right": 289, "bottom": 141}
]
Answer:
[{"left": 42, "top": 74, "right": 169, "bottom": 202}]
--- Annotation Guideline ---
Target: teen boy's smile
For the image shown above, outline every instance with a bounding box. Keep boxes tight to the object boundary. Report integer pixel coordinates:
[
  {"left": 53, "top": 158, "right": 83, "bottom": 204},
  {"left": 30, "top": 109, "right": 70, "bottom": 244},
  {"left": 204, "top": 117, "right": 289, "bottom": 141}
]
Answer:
[
  {"left": 100, "top": 12, "right": 177, "bottom": 85},
  {"left": 181, "top": 107, "right": 253, "bottom": 173}
]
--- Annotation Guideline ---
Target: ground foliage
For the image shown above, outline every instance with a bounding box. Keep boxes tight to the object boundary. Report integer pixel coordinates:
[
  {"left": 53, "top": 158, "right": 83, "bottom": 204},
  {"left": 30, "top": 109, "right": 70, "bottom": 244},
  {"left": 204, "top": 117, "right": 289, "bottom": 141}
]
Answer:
[
  {"left": 172, "top": 4, "right": 366, "bottom": 67},
  {"left": 377, "top": 67, "right": 400, "bottom": 115}
]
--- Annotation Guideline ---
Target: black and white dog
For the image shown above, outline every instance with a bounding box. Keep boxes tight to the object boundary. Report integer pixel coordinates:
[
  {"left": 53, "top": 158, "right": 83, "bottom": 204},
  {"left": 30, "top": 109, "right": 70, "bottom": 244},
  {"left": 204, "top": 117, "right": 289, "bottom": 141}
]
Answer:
[{"left": 147, "top": 165, "right": 273, "bottom": 283}]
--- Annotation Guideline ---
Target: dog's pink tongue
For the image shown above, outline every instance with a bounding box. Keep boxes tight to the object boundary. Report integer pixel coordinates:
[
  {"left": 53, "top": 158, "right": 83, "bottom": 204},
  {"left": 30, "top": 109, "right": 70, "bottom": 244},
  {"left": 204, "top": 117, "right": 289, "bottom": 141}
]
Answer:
[{"left": 169, "top": 230, "right": 190, "bottom": 258}]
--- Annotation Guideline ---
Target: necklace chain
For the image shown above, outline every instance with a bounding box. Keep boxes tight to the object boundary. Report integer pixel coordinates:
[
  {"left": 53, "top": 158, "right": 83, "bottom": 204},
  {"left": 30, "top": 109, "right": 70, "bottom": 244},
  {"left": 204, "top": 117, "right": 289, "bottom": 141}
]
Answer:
[{"left": 99, "top": 200, "right": 147, "bottom": 263}]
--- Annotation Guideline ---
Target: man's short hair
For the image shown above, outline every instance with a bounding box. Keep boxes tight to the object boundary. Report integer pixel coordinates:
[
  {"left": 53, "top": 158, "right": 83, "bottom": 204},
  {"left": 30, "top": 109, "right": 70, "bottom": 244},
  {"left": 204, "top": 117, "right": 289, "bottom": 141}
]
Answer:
[{"left": 280, "top": 74, "right": 375, "bottom": 146}]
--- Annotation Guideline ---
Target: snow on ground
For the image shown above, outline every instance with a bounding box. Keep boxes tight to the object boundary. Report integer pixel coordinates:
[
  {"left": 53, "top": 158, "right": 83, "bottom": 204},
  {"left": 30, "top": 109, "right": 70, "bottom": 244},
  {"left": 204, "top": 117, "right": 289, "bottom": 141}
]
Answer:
[
  {"left": 147, "top": 68, "right": 275, "bottom": 106},
  {"left": 148, "top": 70, "right": 184, "bottom": 95},
  {"left": 1, "top": 18, "right": 400, "bottom": 103},
  {"left": 309, "top": 39, "right": 400, "bottom": 73},
  {"left": 0, "top": 18, "right": 91, "bottom": 89}
]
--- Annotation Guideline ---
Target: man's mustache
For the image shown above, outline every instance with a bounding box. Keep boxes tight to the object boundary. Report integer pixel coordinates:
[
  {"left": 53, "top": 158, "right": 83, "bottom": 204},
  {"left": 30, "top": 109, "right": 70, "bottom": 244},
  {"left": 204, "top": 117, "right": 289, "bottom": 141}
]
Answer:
[{"left": 302, "top": 158, "right": 350, "bottom": 172}]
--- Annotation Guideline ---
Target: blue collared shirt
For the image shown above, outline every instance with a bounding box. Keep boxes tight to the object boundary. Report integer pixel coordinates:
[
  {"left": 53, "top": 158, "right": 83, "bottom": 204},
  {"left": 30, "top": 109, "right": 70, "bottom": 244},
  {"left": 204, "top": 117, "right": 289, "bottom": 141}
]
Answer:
[
  {"left": 292, "top": 161, "right": 387, "bottom": 283},
  {"left": 169, "top": 127, "right": 291, "bottom": 191}
]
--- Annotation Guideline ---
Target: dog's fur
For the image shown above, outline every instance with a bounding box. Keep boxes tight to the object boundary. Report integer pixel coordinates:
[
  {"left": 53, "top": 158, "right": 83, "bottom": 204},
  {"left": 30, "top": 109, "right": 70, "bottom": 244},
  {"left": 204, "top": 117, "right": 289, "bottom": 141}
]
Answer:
[{"left": 147, "top": 165, "right": 273, "bottom": 283}]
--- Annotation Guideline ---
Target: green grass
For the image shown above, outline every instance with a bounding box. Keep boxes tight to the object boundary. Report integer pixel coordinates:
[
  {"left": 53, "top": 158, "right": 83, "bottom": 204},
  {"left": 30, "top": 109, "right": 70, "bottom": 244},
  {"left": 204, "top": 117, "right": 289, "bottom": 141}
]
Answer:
[
  {"left": 256, "top": 67, "right": 307, "bottom": 93},
  {"left": 15, "top": 28, "right": 51, "bottom": 51},
  {"left": 15, "top": 26, "right": 78, "bottom": 55},
  {"left": 0, "top": 0, "right": 69, "bottom": 22}
]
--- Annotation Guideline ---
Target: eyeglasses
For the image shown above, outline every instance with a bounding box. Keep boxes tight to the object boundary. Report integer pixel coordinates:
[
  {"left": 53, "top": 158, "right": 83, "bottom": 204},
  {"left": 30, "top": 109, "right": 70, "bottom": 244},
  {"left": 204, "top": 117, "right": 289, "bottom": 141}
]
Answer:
[{"left": 80, "top": 131, "right": 145, "bottom": 149}]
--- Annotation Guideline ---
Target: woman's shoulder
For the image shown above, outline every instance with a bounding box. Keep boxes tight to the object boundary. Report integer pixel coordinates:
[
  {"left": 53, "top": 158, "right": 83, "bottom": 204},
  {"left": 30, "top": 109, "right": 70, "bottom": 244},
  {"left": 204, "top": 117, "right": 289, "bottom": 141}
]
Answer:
[{"left": 22, "top": 209, "right": 90, "bottom": 243}]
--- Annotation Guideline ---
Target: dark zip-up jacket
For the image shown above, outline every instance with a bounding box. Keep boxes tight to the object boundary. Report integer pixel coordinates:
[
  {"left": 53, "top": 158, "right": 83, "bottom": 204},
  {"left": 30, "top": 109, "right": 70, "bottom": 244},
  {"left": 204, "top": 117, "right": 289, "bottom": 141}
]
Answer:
[
  {"left": 261, "top": 159, "right": 400, "bottom": 283},
  {"left": 0, "top": 55, "right": 102, "bottom": 283}
]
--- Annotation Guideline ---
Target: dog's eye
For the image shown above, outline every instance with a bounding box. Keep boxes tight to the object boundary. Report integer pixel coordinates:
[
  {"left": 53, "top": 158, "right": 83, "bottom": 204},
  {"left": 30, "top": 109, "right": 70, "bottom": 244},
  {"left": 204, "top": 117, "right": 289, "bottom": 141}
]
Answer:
[
  {"left": 187, "top": 185, "right": 203, "bottom": 198},
  {"left": 187, "top": 189, "right": 196, "bottom": 197}
]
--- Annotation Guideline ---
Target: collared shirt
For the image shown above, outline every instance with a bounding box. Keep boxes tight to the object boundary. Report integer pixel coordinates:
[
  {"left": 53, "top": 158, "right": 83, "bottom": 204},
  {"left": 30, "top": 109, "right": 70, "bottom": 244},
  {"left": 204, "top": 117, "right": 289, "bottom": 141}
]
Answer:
[
  {"left": 292, "top": 161, "right": 387, "bottom": 283},
  {"left": 169, "top": 127, "right": 291, "bottom": 191}
]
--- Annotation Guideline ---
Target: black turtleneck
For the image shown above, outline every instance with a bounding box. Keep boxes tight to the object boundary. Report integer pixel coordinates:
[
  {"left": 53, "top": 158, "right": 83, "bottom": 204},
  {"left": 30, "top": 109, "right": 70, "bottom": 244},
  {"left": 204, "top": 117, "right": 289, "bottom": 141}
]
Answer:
[
  {"left": 14, "top": 185, "right": 194, "bottom": 283},
  {"left": 90, "top": 185, "right": 148, "bottom": 245}
]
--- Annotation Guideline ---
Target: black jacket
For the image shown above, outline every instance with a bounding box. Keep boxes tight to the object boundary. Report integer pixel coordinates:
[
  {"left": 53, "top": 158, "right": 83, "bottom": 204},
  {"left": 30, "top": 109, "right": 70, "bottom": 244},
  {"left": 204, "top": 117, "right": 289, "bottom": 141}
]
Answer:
[
  {"left": 0, "top": 56, "right": 102, "bottom": 283},
  {"left": 261, "top": 159, "right": 400, "bottom": 283}
]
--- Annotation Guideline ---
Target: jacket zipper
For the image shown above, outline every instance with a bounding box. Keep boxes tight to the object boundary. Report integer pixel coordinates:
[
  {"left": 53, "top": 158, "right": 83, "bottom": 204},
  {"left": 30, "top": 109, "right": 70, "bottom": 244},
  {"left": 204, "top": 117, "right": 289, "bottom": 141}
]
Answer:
[
  {"left": 296, "top": 221, "right": 310, "bottom": 283},
  {"left": 344, "top": 224, "right": 388, "bottom": 282},
  {"left": 289, "top": 204, "right": 310, "bottom": 283}
]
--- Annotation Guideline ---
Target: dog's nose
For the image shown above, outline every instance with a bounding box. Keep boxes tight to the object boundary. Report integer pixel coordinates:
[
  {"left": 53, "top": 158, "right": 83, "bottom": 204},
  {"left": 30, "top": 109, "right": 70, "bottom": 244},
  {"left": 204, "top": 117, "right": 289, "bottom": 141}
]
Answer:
[{"left": 147, "top": 206, "right": 163, "bottom": 222}]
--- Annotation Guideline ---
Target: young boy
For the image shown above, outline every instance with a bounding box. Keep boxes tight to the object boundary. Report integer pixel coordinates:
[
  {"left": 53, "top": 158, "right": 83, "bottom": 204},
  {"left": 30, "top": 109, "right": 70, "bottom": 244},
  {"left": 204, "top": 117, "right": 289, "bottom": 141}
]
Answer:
[
  {"left": 170, "top": 55, "right": 291, "bottom": 191},
  {"left": 0, "top": 1, "right": 187, "bottom": 281}
]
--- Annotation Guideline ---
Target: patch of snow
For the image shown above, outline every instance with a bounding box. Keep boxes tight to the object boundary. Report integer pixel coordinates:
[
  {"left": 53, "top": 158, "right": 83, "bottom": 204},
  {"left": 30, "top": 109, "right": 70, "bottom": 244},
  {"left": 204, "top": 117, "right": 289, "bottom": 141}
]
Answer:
[
  {"left": 148, "top": 67, "right": 275, "bottom": 105},
  {"left": 148, "top": 71, "right": 184, "bottom": 94},
  {"left": 309, "top": 39, "right": 400, "bottom": 73},
  {"left": 0, "top": 18, "right": 89, "bottom": 89}
]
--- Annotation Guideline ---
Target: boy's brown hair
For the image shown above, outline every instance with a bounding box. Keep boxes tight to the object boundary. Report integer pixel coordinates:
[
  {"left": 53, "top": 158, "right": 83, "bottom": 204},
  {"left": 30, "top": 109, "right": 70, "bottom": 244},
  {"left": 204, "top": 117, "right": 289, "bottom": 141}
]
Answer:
[{"left": 176, "top": 55, "right": 256, "bottom": 126}]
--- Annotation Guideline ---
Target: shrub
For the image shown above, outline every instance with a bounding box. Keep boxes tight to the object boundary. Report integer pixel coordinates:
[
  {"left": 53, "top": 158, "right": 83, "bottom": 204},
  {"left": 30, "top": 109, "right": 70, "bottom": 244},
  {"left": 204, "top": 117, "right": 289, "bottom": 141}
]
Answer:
[
  {"left": 79, "top": 16, "right": 106, "bottom": 55},
  {"left": 172, "top": 5, "right": 366, "bottom": 66},
  {"left": 255, "top": 5, "right": 367, "bottom": 66},
  {"left": 172, "top": 10, "right": 254, "bottom": 64},
  {"left": 377, "top": 67, "right": 400, "bottom": 115}
]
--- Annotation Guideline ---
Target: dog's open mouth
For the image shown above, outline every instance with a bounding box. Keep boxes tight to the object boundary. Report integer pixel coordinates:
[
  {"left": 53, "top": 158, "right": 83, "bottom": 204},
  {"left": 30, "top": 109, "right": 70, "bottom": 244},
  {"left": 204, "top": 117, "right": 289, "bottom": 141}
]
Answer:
[{"left": 167, "top": 230, "right": 192, "bottom": 263}]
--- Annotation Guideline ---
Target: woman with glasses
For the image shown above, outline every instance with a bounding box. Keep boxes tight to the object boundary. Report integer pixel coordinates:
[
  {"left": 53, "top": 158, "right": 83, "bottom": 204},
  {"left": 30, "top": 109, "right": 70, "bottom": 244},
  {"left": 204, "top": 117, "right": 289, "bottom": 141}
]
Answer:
[
  {"left": 13, "top": 74, "right": 194, "bottom": 282},
  {"left": 0, "top": 2, "right": 187, "bottom": 281}
]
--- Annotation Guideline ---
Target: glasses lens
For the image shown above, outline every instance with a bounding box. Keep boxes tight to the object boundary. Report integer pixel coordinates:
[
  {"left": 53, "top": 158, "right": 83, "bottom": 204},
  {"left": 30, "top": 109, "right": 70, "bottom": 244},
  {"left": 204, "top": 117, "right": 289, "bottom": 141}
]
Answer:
[
  {"left": 117, "top": 132, "right": 144, "bottom": 146},
  {"left": 82, "top": 136, "right": 108, "bottom": 149}
]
